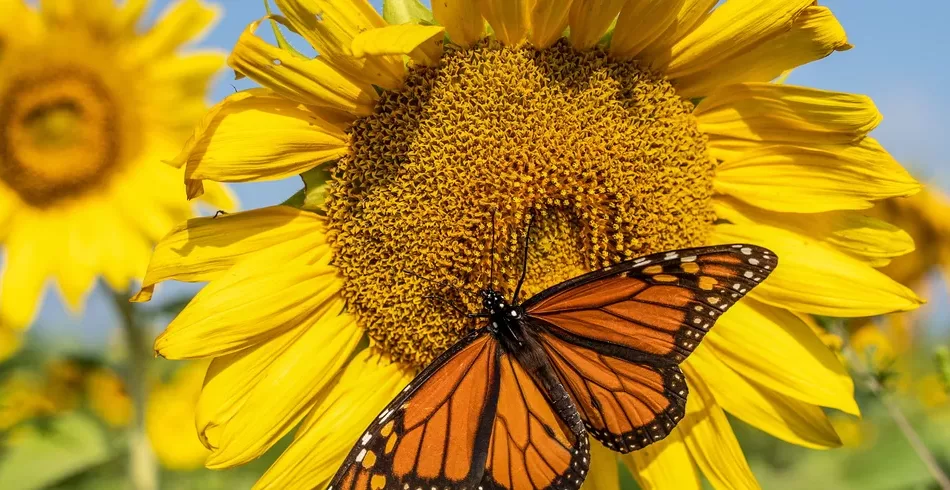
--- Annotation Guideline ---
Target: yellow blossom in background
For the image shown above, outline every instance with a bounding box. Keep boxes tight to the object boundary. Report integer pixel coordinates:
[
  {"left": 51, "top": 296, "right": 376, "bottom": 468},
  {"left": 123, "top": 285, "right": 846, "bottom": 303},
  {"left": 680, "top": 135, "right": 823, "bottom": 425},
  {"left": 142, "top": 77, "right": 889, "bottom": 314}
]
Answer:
[
  {"left": 137, "top": 1, "right": 923, "bottom": 488},
  {"left": 0, "top": 373, "right": 56, "bottom": 431},
  {"left": 146, "top": 361, "right": 212, "bottom": 470},
  {"left": 86, "top": 369, "right": 133, "bottom": 428},
  {"left": 0, "top": 0, "right": 235, "bottom": 358},
  {"left": 849, "top": 187, "right": 950, "bottom": 357}
]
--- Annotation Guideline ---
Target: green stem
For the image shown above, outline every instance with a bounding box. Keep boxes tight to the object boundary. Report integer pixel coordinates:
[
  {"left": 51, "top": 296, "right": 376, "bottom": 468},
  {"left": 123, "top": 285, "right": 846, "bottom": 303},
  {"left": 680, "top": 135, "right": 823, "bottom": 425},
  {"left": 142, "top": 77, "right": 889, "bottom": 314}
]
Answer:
[
  {"left": 835, "top": 322, "right": 950, "bottom": 490},
  {"left": 112, "top": 289, "right": 158, "bottom": 490}
]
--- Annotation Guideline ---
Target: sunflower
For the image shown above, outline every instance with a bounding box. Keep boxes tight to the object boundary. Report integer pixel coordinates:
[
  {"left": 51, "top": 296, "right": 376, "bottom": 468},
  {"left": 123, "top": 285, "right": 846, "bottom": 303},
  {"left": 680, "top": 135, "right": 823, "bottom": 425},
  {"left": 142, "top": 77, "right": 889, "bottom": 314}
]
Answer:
[
  {"left": 0, "top": 0, "right": 234, "bottom": 353},
  {"left": 137, "top": 1, "right": 924, "bottom": 488},
  {"left": 845, "top": 187, "right": 950, "bottom": 382}
]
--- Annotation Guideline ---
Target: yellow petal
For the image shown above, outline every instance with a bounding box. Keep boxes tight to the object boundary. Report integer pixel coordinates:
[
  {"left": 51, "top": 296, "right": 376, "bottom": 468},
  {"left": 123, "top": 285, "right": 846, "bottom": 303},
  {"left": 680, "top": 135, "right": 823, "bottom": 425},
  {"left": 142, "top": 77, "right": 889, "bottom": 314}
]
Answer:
[
  {"left": 229, "top": 19, "right": 378, "bottom": 116},
  {"left": 568, "top": 0, "right": 626, "bottom": 50},
  {"left": 0, "top": 326, "right": 22, "bottom": 362},
  {"left": 637, "top": 0, "right": 718, "bottom": 71},
  {"left": 610, "top": 0, "right": 685, "bottom": 59},
  {"left": 713, "top": 223, "right": 923, "bottom": 316},
  {"left": 689, "top": 347, "right": 842, "bottom": 448},
  {"left": 705, "top": 298, "right": 858, "bottom": 414},
  {"left": 254, "top": 349, "right": 413, "bottom": 490},
  {"left": 350, "top": 25, "right": 446, "bottom": 67},
  {"left": 155, "top": 260, "right": 342, "bottom": 359},
  {"left": 714, "top": 197, "right": 915, "bottom": 266},
  {"left": 206, "top": 312, "right": 363, "bottom": 468},
  {"left": 665, "top": 0, "right": 813, "bottom": 79},
  {"left": 528, "top": 0, "right": 572, "bottom": 49},
  {"left": 679, "top": 364, "right": 760, "bottom": 490},
  {"left": 126, "top": 0, "right": 219, "bottom": 62},
  {"left": 479, "top": 0, "right": 530, "bottom": 45},
  {"left": 622, "top": 428, "right": 700, "bottom": 490},
  {"left": 196, "top": 320, "right": 309, "bottom": 450},
  {"left": 432, "top": 0, "right": 485, "bottom": 47},
  {"left": 274, "top": 0, "right": 405, "bottom": 89},
  {"left": 674, "top": 6, "right": 850, "bottom": 97},
  {"left": 111, "top": 0, "right": 147, "bottom": 34},
  {"left": 582, "top": 441, "right": 619, "bottom": 490},
  {"left": 696, "top": 83, "right": 882, "bottom": 148},
  {"left": 0, "top": 218, "right": 51, "bottom": 330},
  {"left": 134, "top": 206, "right": 325, "bottom": 302},
  {"left": 714, "top": 145, "right": 921, "bottom": 213},
  {"left": 171, "top": 89, "right": 348, "bottom": 184}
]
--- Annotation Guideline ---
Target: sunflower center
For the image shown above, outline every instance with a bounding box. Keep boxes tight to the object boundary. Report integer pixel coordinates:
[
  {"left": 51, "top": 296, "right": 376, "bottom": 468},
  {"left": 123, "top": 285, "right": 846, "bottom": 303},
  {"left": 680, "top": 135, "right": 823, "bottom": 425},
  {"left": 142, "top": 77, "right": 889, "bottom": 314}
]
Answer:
[
  {"left": 326, "top": 40, "right": 715, "bottom": 368},
  {"left": 0, "top": 70, "right": 119, "bottom": 205}
]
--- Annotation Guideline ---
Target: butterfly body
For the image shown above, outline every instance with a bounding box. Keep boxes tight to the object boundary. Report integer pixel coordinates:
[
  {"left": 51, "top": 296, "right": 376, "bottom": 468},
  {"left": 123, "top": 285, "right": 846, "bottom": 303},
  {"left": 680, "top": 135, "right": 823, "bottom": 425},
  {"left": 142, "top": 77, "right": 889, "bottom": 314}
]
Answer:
[{"left": 329, "top": 244, "right": 777, "bottom": 490}]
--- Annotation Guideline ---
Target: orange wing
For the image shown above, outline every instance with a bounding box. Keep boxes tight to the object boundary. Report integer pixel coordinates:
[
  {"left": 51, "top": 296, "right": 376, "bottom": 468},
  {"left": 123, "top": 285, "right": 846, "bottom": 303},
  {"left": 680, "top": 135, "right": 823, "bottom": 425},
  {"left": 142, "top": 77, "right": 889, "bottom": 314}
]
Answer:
[
  {"left": 328, "top": 330, "right": 590, "bottom": 490},
  {"left": 481, "top": 352, "right": 589, "bottom": 490},
  {"left": 522, "top": 244, "right": 776, "bottom": 452}
]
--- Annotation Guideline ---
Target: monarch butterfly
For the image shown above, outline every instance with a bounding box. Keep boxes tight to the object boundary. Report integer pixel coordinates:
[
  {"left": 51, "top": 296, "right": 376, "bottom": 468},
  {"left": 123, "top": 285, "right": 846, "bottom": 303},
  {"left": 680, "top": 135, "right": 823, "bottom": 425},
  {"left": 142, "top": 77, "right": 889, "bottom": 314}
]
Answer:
[{"left": 329, "top": 238, "right": 777, "bottom": 490}]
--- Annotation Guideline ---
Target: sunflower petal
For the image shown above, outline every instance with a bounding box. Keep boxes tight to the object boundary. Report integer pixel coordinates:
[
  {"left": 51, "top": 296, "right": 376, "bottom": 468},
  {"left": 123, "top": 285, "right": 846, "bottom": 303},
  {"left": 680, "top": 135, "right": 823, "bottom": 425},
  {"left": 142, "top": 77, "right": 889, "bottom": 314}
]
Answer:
[
  {"left": 528, "top": 0, "right": 572, "bottom": 49},
  {"left": 206, "top": 312, "right": 363, "bottom": 468},
  {"left": 582, "top": 441, "right": 619, "bottom": 490},
  {"left": 350, "top": 25, "right": 446, "bottom": 66},
  {"left": 674, "top": 6, "right": 850, "bottom": 97},
  {"left": 479, "top": 0, "right": 530, "bottom": 45},
  {"left": 133, "top": 206, "right": 325, "bottom": 302},
  {"left": 0, "top": 217, "right": 53, "bottom": 330},
  {"left": 703, "top": 298, "right": 857, "bottom": 414},
  {"left": 689, "top": 347, "right": 842, "bottom": 448},
  {"left": 666, "top": 0, "right": 813, "bottom": 79},
  {"left": 254, "top": 349, "right": 413, "bottom": 490},
  {"left": 274, "top": 0, "right": 405, "bottom": 89},
  {"left": 154, "top": 260, "right": 342, "bottom": 359},
  {"left": 127, "top": 0, "right": 219, "bottom": 62},
  {"left": 638, "top": 0, "right": 717, "bottom": 70},
  {"left": 610, "top": 0, "right": 684, "bottom": 59},
  {"left": 432, "top": 0, "right": 485, "bottom": 47},
  {"left": 568, "top": 0, "right": 626, "bottom": 50},
  {"left": 229, "top": 19, "right": 378, "bottom": 116},
  {"left": 679, "top": 365, "right": 760, "bottom": 490},
  {"left": 714, "top": 145, "right": 920, "bottom": 213},
  {"left": 696, "top": 83, "right": 882, "bottom": 148},
  {"left": 713, "top": 223, "right": 923, "bottom": 316},
  {"left": 196, "top": 320, "right": 309, "bottom": 450},
  {"left": 171, "top": 89, "right": 348, "bottom": 184},
  {"left": 623, "top": 429, "right": 700, "bottom": 490},
  {"left": 714, "top": 198, "right": 915, "bottom": 265}
]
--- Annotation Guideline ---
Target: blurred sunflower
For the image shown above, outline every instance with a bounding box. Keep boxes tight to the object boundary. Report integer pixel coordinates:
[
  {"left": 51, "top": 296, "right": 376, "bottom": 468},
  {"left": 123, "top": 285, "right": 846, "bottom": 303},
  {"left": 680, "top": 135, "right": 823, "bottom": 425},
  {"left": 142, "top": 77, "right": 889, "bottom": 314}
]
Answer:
[
  {"left": 0, "top": 0, "right": 234, "bottom": 353},
  {"left": 848, "top": 188, "right": 950, "bottom": 358},
  {"left": 137, "top": 1, "right": 923, "bottom": 488}
]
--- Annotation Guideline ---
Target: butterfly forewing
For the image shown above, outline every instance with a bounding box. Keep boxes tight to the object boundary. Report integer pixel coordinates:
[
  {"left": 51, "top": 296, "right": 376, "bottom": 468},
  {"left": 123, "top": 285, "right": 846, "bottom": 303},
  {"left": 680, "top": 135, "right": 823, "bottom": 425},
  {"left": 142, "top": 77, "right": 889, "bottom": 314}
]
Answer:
[
  {"left": 329, "top": 331, "right": 591, "bottom": 490},
  {"left": 522, "top": 244, "right": 776, "bottom": 452}
]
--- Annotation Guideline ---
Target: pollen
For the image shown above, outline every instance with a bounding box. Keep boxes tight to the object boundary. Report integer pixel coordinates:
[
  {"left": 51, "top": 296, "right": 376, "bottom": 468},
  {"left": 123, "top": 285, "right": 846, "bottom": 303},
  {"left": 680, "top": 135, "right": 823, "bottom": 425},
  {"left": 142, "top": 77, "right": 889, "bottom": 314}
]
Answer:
[{"left": 326, "top": 40, "right": 714, "bottom": 368}]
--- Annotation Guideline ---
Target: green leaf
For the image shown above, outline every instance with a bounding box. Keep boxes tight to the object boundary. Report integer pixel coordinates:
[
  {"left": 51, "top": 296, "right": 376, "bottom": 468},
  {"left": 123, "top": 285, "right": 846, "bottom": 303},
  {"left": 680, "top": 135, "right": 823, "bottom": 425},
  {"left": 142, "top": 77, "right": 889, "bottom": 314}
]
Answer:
[
  {"left": 264, "top": 1, "right": 307, "bottom": 58},
  {"left": 284, "top": 165, "right": 334, "bottom": 211},
  {"left": 0, "top": 413, "right": 112, "bottom": 490},
  {"left": 383, "top": 0, "right": 434, "bottom": 25}
]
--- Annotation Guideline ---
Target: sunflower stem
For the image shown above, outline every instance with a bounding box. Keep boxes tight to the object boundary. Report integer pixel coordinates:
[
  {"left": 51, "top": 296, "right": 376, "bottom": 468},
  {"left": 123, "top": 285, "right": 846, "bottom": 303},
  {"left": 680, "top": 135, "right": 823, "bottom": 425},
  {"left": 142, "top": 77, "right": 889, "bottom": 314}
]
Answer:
[
  {"left": 834, "top": 322, "right": 950, "bottom": 490},
  {"left": 112, "top": 289, "right": 158, "bottom": 490}
]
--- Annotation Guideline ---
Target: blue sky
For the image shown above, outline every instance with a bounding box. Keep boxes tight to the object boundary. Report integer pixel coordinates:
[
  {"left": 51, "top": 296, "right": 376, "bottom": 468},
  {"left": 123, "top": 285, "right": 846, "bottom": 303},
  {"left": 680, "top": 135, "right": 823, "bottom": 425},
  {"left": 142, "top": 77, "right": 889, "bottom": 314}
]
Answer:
[{"left": 31, "top": 1, "right": 950, "bottom": 348}]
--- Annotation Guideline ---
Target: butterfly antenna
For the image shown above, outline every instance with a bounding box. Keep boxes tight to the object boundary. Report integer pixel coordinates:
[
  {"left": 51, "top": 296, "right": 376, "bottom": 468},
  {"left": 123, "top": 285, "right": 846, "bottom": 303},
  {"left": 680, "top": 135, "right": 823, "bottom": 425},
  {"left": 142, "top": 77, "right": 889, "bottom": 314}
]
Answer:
[
  {"left": 489, "top": 209, "right": 497, "bottom": 291},
  {"left": 512, "top": 211, "right": 535, "bottom": 304}
]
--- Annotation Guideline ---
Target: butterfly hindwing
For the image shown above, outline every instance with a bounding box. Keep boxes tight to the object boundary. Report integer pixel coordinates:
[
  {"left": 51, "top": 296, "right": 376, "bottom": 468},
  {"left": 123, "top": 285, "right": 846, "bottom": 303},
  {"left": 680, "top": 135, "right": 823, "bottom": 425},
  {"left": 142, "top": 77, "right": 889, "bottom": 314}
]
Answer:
[
  {"left": 480, "top": 352, "right": 589, "bottom": 490},
  {"left": 522, "top": 244, "right": 776, "bottom": 452},
  {"left": 535, "top": 330, "right": 687, "bottom": 452},
  {"left": 329, "top": 330, "right": 591, "bottom": 490}
]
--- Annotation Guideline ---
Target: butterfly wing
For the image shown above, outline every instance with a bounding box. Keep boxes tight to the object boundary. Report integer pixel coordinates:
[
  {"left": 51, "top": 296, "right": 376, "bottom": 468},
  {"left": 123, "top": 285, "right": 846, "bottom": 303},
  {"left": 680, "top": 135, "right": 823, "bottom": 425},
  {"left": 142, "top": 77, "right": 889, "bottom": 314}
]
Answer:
[
  {"left": 328, "top": 329, "right": 590, "bottom": 490},
  {"left": 521, "top": 244, "right": 776, "bottom": 452}
]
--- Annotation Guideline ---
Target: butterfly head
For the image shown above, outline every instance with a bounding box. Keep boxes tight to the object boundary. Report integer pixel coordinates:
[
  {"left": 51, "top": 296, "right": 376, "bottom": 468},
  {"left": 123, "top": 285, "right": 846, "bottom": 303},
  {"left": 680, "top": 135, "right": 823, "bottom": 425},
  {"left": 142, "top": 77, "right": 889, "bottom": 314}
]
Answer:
[{"left": 480, "top": 289, "right": 510, "bottom": 315}]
